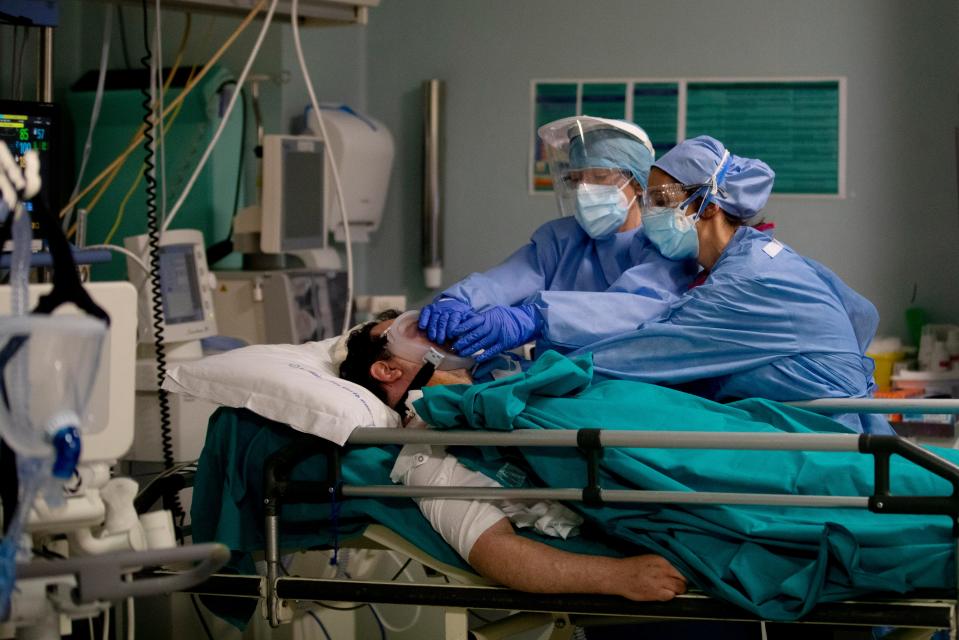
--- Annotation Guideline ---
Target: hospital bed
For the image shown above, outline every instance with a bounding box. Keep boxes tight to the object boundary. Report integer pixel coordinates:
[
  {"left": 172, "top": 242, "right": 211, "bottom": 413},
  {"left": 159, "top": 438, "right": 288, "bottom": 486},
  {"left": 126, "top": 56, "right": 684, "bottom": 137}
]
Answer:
[
  {"left": 143, "top": 400, "right": 959, "bottom": 640},
  {"left": 152, "top": 340, "right": 959, "bottom": 638}
]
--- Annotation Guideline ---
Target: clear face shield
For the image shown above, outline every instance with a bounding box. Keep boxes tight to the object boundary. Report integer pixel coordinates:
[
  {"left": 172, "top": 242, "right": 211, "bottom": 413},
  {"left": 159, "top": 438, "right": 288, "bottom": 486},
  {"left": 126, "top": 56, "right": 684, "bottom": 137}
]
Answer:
[
  {"left": 385, "top": 311, "right": 475, "bottom": 371},
  {"left": 538, "top": 117, "right": 652, "bottom": 219}
]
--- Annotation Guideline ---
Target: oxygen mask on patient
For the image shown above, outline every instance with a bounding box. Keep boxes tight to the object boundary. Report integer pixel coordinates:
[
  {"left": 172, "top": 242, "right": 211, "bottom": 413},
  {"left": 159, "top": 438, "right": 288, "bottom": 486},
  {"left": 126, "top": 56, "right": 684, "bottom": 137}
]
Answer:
[
  {"left": 386, "top": 310, "right": 475, "bottom": 371},
  {"left": 386, "top": 311, "right": 474, "bottom": 420}
]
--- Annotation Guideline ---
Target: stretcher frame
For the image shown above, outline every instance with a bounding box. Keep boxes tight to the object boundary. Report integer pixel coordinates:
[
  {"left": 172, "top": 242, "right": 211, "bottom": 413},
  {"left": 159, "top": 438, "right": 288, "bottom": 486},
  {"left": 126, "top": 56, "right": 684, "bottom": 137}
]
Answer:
[{"left": 183, "top": 399, "right": 959, "bottom": 639}]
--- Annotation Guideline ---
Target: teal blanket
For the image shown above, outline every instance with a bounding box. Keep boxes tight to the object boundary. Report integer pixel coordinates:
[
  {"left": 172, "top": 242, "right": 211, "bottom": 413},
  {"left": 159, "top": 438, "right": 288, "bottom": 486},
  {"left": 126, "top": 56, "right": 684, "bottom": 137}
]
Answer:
[
  {"left": 414, "top": 351, "right": 959, "bottom": 621},
  {"left": 192, "top": 407, "right": 620, "bottom": 627}
]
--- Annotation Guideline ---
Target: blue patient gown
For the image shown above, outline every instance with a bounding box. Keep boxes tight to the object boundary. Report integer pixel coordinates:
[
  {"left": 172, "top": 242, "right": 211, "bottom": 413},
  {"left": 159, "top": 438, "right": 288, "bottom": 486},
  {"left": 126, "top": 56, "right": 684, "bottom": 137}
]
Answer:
[
  {"left": 572, "top": 226, "right": 891, "bottom": 434},
  {"left": 442, "top": 217, "right": 697, "bottom": 353}
]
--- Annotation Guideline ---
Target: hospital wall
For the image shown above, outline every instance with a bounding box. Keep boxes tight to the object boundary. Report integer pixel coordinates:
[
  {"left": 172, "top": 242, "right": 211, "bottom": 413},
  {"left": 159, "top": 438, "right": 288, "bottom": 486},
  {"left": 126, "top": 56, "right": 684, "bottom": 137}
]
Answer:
[
  {"left": 38, "top": 1, "right": 368, "bottom": 284},
  {"left": 359, "top": 0, "right": 959, "bottom": 339},
  {"left": 12, "top": 1, "right": 959, "bottom": 342},
  {"left": 11, "top": 1, "right": 290, "bottom": 231}
]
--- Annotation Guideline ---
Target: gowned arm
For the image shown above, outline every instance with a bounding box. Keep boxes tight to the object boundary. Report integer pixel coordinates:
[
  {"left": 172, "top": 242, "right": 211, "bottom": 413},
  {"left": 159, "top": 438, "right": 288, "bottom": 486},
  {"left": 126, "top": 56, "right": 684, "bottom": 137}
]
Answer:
[{"left": 468, "top": 518, "right": 687, "bottom": 602}]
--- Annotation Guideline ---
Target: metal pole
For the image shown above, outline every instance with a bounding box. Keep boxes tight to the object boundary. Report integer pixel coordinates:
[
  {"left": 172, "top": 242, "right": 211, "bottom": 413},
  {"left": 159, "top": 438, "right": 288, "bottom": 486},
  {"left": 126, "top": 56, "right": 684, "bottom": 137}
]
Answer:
[
  {"left": 265, "top": 514, "right": 281, "bottom": 627},
  {"left": 346, "top": 428, "right": 862, "bottom": 452},
  {"left": 422, "top": 79, "right": 443, "bottom": 288},
  {"left": 789, "top": 398, "right": 959, "bottom": 414},
  {"left": 341, "top": 485, "right": 869, "bottom": 509}
]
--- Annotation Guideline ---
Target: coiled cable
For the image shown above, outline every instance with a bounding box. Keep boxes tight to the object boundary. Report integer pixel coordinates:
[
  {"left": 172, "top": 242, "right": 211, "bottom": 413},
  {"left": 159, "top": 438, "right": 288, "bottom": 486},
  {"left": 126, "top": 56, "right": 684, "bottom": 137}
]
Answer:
[{"left": 140, "top": 0, "right": 181, "bottom": 522}]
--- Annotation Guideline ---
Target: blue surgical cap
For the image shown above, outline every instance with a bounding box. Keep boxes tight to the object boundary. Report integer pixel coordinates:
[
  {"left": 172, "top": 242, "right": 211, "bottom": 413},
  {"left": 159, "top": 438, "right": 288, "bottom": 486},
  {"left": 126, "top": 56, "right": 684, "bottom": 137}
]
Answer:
[
  {"left": 653, "top": 136, "right": 775, "bottom": 220},
  {"left": 569, "top": 125, "right": 654, "bottom": 189}
]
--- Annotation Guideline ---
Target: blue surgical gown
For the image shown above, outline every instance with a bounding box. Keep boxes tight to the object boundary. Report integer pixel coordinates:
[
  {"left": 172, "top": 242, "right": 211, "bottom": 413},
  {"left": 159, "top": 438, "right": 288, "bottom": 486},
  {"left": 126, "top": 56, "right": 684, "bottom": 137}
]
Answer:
[
  {"left": 442, "top": 217, "right": 698, "bottom": 354},
  {"left": 571, "top": 226, "right": 892, "bottom": 434}
]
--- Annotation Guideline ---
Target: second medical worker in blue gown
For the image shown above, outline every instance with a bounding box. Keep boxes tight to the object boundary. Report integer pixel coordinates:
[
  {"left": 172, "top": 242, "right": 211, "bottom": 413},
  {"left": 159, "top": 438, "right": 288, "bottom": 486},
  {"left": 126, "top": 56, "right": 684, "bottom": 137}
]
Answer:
[
  {"left": 573, "top": 136, "right": 892, "bottom": 435},
  {"left": 418, "top": 115, "right": 697, "bottom": 358}
]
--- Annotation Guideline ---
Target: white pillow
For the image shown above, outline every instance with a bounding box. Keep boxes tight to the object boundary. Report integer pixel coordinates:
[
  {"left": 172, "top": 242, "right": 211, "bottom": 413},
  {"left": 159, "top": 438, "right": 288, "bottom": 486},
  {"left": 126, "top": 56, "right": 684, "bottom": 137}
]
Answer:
[{"left": 162, "top": 337, "right": 399, "bottom": 445}]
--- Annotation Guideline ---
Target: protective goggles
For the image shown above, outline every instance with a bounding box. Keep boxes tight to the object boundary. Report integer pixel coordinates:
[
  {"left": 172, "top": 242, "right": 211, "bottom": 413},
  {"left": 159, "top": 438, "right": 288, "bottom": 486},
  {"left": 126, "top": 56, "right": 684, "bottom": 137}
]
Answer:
[
  {"left": 642, "top": 183, "right": 713, "bottom": 210},
  {"left": 559, "top": 167, "right": 632, "bottom": 190},
  {"left": 385, "top": 310, "right": 475, "bottom": 372},
  {"left": 642, "top": 150, "right": 732, "bottom": 215}
]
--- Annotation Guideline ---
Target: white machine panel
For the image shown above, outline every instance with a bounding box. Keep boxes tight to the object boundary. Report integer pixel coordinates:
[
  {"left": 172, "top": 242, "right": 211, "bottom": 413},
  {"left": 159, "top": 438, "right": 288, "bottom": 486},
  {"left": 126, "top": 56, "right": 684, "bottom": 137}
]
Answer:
[{"left": 124, "top": 229, "right": 218, "bottom": 344}]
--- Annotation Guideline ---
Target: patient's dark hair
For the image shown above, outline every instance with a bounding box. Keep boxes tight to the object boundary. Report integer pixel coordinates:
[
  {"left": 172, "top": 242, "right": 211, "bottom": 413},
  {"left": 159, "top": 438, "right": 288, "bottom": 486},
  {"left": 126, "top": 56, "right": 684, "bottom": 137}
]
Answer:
[{"left": 338, "top": 309, "right": 401, "bottom": 404}]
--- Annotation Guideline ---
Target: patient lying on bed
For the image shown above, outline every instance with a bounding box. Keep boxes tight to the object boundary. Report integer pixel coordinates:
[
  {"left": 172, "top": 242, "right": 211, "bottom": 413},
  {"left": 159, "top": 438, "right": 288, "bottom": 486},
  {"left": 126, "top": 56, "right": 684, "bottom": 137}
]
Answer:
[{"left": 338, "top": 312, "right": 688, "bottom": 602}]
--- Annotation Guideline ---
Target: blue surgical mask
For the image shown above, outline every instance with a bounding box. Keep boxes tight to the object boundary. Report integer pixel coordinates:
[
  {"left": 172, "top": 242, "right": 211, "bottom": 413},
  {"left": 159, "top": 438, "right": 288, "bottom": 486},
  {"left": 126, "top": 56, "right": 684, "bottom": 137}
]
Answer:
[
  {"left": 574, "top": 183, "right": 636, "bottom": 239},
  {"left": 643, "top": 206, "right": 700, "bottom": 261}
]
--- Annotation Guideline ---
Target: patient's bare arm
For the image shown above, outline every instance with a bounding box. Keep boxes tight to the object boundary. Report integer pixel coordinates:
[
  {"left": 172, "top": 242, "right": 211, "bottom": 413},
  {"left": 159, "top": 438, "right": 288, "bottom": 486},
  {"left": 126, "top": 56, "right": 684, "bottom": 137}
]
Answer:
[{"left": 468, "top": 518, "right": 687, "bottom": 601}]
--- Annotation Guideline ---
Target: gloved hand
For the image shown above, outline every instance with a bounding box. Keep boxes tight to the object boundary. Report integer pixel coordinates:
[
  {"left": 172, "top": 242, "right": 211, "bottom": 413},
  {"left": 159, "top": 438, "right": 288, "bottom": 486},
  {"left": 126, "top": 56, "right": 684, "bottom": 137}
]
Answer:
[
  {"left": 451, "top": 304, "right": 543, "bottom": 363},
  {"left": 418, "top": 297, "right": 476, "bottom": 345}
]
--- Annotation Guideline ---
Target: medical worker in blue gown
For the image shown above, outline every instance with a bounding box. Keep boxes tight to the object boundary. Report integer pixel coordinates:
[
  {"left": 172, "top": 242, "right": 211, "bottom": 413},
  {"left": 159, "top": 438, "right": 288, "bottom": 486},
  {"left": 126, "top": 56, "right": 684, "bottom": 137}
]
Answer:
[
  {"left": 418, "top": 115, "right": 698, "bottom": 358},
  {"left": 573, "top": 135, "right": 891, "bottom": 435}
]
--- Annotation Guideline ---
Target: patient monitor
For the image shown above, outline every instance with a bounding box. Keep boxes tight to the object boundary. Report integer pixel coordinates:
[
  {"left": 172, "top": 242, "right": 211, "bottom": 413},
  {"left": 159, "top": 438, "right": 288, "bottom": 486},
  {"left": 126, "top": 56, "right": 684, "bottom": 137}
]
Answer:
[
  {"left": 123, "top": 230, "right": 220, "bottom": 461},
  {"left": 124, "top": 228, "right": 218, "bottom": 352}
]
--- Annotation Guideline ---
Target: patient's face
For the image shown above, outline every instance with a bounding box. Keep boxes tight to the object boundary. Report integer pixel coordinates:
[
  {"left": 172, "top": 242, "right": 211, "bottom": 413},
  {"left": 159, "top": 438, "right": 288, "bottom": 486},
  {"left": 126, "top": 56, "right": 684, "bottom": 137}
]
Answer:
[{"left": 370, "top": 318, "right": 473, "bottom": 406}]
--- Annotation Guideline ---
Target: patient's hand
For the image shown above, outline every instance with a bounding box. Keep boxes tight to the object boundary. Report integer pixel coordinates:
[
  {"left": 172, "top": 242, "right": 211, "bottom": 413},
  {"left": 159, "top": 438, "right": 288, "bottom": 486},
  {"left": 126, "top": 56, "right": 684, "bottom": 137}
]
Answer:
[
  {"left": 468, "top": 519, "right": 687, "bottom": 602},
  {"left": 610, "top": 554, "right": 687, "bottom": 602}
]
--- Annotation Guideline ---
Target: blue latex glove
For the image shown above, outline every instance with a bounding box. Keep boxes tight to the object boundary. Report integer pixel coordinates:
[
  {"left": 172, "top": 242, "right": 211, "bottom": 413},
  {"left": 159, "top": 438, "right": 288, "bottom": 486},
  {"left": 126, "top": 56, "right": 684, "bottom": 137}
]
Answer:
[
  {"left": 418, "top": 297, "right": 476, "bottom": 345},
  {"left": 451, "top": 304, "right": 543, "bottom": 363}
]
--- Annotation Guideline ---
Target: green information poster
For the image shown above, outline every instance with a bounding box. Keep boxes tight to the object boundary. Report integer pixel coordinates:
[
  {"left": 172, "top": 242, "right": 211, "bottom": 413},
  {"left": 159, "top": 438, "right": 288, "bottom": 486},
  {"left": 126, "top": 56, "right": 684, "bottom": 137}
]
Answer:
[
  {"left": 632, "top": 83, "right": 679, "bottom": 157},
  {"left": 533, "top": 83, "right": 577, "bottom": 192},
  {"left": 686, "top": 81, "right": 840, "bottom": 194},
  {"left": 581, "top": 83, "right": 627, "bottom": 119},
  {"left": 532, "top": 78, "right": 842, "bottom": 195}
]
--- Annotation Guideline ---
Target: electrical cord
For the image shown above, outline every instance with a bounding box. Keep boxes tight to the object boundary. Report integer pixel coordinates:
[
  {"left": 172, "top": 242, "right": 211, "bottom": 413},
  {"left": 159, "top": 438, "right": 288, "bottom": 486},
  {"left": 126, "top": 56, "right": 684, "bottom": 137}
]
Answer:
[
  {"left": 140, "top": 0, "right": 181, "bottom": 524},
  {"left": 65, "top": 6, "right": 112, "bottom": 232},
  {"left": 102, "top": 63, "right": 199, "bottom": 245},
  {"left": 154, "top": 0, "right": 167, "bottom": 224},
  {"left": 10, "top": 26, "right": 17, "bottom": 99},
  {"left": 470, "top": 610, "right": 494, "bottom": 624},
  {"left": 280, "top": 556, "right": 365, "bottom": 611},
  {"left": 388, "top": 557, "right": 412, "bottom": 582},
  {"left": 60, "top": 0, "right": 267, "bottom": 222},
  {"left": 190, "top": 595, "right": 214, "bottom": 640},
  {"left": 117, "top": 5, "right": 132, "bottom": 70},
  {"left": 83, "top": 244, "right": 149, "bottom": 275},
  {"left": 306, "top": 610, "right": 332, "bottom": 640},
  {"left": 312, "top": 601, "right": 366, "bottom": 611},
  {"left": 367, "top": 602, "right": 387, "bottom": 640},
  {"left": 10, "top": 25, "right": 14, "bottom": 96},
  {"left": 204, "top": 80, "right": 246, "bottom": 267},
  {"left": 368, "top": 553, "right": 421, "bottom": 633},
  {"left": 15, "top": 25, "right": 28, "bottom": 100},
  {"left": 161, "top": 0, "right": 279, "bottom": 236},
  {"left": 93, "top": 17, "right": 193, "bottom": 240},
  {"left": 291, "top": 0, "right": 354, "bottom": 335}
]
